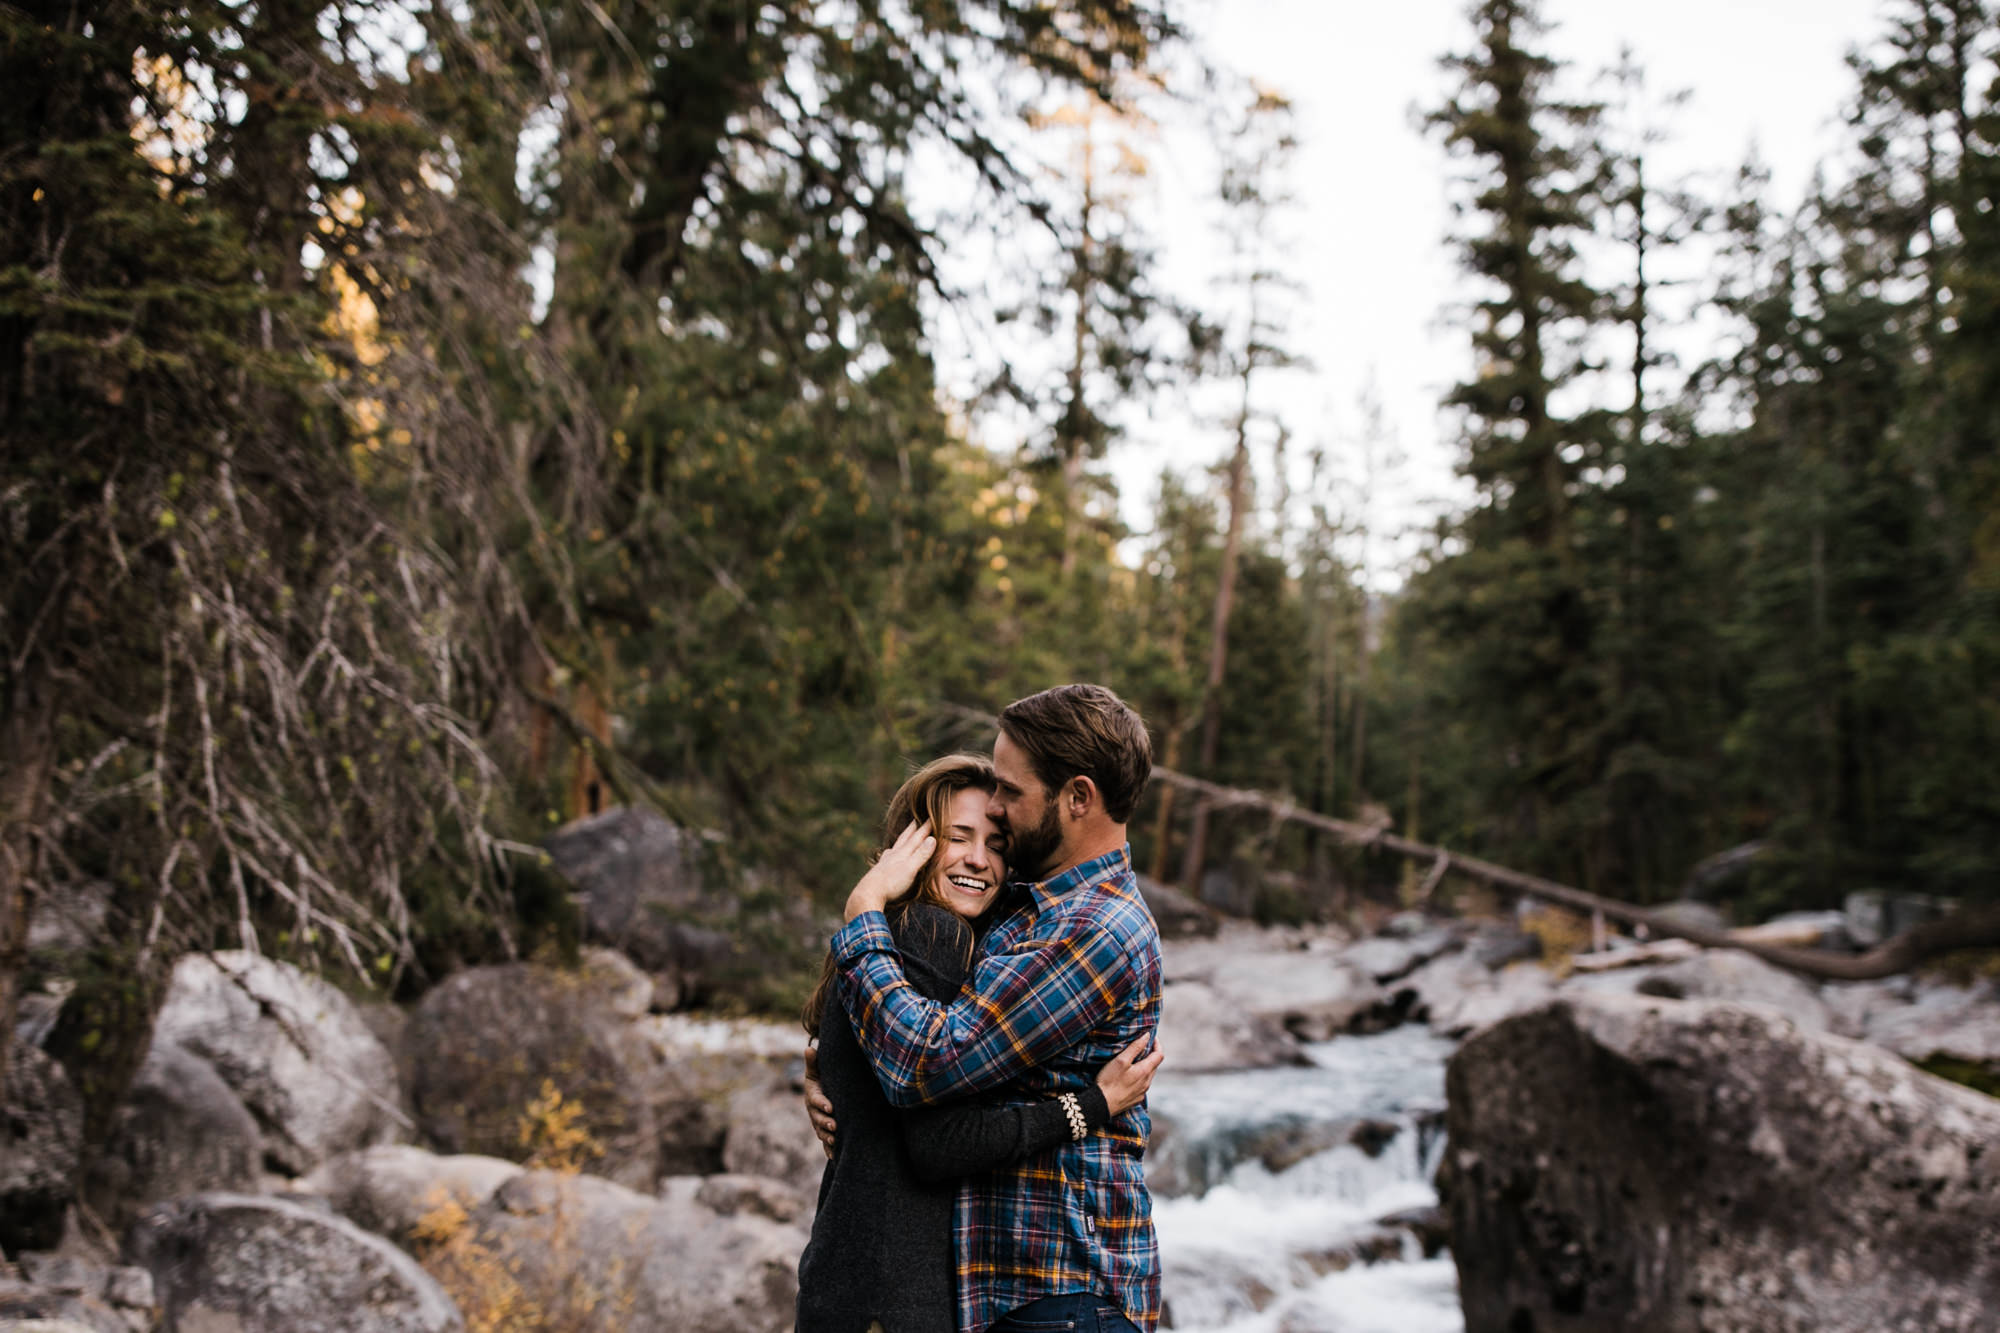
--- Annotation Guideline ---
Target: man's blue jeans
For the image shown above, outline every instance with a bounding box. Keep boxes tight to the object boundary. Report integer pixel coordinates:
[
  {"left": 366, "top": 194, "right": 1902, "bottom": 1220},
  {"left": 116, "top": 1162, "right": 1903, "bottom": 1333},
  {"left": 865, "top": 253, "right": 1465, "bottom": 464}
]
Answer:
[{"left": 988, "top": 1293, "right": 1141, "bottom": 1333}]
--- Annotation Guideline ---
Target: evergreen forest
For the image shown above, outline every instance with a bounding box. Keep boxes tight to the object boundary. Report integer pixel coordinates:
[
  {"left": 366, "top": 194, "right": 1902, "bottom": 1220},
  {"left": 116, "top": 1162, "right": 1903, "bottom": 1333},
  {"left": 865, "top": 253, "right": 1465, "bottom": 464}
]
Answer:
[{"left": 6, "top": 0, "right": 1999, "bottom": 1121}]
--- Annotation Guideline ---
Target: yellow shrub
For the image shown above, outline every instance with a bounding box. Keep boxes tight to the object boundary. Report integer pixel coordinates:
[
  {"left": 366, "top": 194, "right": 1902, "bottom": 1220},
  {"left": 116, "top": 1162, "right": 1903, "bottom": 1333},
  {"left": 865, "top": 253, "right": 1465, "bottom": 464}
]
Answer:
[
  {"left": 410, "top": 1083, "right": 620, "bottom": 1332},
  {"left": 1518, "top": 903, "right": 1595, "bottom": 978},
  {"left": 519, "top": 1079, "right": 605, "bottom": 1174},
  {"left": 412, "top": 1186, "right": 547, "bottom": 1333}
]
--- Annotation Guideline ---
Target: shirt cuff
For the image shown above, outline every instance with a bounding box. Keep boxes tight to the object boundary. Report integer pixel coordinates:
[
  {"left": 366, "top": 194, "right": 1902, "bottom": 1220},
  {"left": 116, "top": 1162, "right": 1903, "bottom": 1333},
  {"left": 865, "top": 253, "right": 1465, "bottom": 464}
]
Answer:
[{"left": 831, "top": 910, "right": 895, "bottom": 965}]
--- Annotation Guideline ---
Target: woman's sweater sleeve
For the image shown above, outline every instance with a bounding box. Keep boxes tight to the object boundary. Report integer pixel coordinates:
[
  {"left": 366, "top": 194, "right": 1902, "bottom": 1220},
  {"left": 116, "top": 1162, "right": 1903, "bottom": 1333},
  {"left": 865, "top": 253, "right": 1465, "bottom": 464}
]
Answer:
[{"left": 890, "top": 905, "right": 1112, "bottom": 1184}]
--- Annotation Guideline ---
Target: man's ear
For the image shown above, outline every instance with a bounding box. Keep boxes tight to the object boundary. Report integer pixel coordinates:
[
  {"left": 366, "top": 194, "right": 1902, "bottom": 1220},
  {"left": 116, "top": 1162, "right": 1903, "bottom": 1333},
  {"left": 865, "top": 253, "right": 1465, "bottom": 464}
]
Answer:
[{"left": 1064, "top": 775, "right": 1099, "bottom": 820}]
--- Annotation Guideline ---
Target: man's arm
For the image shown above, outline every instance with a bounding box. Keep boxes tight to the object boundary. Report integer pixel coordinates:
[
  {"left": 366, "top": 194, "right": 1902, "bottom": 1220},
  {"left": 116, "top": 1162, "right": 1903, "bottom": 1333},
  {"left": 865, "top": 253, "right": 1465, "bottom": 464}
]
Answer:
[
  {"left": 832, "top": 908, "right": 1137, "bottom": 1108},
  {"left": 889, "top": 905, "right": 1115, "bottom": 1180}
]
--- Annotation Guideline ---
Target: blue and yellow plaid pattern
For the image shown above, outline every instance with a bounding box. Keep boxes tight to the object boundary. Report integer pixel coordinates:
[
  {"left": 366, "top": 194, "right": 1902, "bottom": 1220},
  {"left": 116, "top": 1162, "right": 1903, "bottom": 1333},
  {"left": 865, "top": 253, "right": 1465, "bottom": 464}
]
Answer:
[{"left": 833, "top": 845, "right": 1163, "bottom": 1333}]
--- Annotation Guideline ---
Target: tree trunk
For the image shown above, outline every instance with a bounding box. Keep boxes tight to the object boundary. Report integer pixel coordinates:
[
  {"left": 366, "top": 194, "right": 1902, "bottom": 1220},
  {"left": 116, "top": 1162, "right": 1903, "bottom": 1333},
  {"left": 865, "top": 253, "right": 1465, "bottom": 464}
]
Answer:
[
  {"left": 1147, "top": 581, "right": 1192, "bottom": 882},
  {"left": 1179, "top": 425, "right": 1251, "bottom": 894},
  {"left": 0, "top": 659, "right": 62, "bottom": 1107},
  {"left": 1147, "top": 722, "right": 1182, "bottom": 882},
  {"left": 1060, "top": 127, "right": 1098, "bottom": 579},
  {"left": 1349, "top": 599, "right": 1371, "bottom": 807},
  {"left": 1630, "top": 151, "right": 1650, "bottom": 440}
]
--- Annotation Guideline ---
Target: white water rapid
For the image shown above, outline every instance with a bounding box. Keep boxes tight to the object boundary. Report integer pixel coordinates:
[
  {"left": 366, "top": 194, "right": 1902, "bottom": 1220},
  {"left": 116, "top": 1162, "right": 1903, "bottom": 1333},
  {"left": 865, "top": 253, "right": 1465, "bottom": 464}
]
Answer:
[{"left": 1147, "top": 1025, "right": 1464, "bottom": 1333}]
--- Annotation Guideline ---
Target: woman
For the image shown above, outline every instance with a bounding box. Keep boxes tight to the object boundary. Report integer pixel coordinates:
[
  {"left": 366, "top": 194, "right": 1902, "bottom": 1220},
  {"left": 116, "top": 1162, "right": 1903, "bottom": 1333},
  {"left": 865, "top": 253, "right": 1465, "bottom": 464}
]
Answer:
[{"left": 796, "top": 754, "right": 1160, "bottom": 1333}]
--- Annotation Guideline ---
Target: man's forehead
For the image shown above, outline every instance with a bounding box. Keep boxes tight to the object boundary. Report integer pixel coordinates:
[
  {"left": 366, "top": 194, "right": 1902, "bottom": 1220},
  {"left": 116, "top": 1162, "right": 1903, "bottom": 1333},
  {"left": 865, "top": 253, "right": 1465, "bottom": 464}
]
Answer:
[{"left": 992, "top": 733, "right": 1034, "bottom": 786}]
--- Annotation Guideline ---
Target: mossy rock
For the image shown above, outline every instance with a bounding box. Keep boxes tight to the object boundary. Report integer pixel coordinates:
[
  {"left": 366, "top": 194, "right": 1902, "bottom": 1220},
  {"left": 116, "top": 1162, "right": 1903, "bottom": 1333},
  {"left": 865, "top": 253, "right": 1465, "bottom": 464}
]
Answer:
[{"left": 405, "top": 963, "right": 660, "bottom": 1189}]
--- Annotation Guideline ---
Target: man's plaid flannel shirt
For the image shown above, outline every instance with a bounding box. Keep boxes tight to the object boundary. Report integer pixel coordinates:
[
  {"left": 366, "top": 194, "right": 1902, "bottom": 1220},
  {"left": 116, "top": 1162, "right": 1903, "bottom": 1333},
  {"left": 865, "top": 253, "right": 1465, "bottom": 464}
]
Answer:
[{"left": 832, "top": 845, "right": 1163, "bottom": 1333}]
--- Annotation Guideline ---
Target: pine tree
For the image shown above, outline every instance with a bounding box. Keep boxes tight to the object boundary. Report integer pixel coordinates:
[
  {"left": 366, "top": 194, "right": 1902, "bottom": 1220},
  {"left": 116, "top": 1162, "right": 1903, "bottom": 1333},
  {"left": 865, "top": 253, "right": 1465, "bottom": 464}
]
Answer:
[
  {"left": 1409, "top": 0, "right": 1620, "bottom": 884},
  {"left": 1584, "top": 53, "right": 1716, "bottom": 897}
]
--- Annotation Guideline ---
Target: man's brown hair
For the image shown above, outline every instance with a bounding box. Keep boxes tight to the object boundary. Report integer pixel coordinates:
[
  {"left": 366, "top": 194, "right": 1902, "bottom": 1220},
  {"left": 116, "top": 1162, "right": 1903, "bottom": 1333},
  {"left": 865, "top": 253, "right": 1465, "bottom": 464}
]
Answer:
[{"left": 998, "top": 683, "right": 1153, "bottom": 823}]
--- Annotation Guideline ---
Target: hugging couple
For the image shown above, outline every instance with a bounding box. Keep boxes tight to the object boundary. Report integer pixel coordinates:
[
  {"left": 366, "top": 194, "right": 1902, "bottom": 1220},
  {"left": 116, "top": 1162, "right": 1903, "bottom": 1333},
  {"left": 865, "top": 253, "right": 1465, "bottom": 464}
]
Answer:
[{"left": 797, "top": 683, "right": 1167, "bottom": 1333}]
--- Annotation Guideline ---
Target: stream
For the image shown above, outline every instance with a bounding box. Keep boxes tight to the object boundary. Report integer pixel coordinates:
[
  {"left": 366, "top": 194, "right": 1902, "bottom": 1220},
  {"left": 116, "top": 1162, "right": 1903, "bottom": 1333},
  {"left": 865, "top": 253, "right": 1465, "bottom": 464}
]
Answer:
[{"left": 1147, "top": 1025, "right": 1463, "bottom": 1333}]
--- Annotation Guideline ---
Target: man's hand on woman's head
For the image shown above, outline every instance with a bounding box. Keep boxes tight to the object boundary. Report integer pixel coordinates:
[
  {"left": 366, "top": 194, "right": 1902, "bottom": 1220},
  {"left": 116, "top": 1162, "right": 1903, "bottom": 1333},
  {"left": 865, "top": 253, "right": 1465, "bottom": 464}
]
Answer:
[
  {"left": 803, "top": 1043, "right": 836, "bottom": 1158},
  {"left": 842, "top": 820, "right": 936, "bottom": 922},
  {"left": 1095, "top": 1034, "right": 1164, "bottom": 1117}
]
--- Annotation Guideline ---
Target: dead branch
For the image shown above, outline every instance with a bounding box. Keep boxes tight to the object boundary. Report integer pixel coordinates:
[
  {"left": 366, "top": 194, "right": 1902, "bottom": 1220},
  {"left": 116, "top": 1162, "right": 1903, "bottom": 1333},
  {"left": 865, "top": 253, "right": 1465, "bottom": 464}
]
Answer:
[{"left": 1147, "top": 767, "right": 2000, "bottom": 982}]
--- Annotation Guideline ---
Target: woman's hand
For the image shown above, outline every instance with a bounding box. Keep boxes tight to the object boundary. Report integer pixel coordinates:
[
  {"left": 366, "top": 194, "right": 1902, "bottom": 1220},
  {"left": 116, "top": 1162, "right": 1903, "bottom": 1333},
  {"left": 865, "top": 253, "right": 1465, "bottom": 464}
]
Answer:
[
  {"left": 842, "top": 820, "right": 936, "bottom": 922},
  {"left": 1095, "top": 1034, "right": 1165, "bottom": 1116}
]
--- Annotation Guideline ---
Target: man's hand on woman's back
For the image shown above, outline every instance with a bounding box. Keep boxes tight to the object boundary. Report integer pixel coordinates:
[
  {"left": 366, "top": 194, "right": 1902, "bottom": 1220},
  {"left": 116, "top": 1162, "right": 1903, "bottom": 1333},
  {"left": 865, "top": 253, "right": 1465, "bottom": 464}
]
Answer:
[{"left": 804, "top": 1043, "right": 837, "bottom": 1157}]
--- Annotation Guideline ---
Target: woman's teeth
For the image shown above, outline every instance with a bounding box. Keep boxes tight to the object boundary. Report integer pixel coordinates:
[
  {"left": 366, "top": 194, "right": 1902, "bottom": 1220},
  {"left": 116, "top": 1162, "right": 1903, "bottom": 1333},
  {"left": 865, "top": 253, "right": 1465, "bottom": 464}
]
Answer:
[{"left": 948, "top": 875, "right": 988, "bottom": 893}]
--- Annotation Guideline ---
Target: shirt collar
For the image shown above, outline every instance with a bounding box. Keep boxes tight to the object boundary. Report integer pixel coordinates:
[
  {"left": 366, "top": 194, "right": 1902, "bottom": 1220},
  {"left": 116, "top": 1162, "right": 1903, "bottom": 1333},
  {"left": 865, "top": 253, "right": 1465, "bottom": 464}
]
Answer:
[{"left": 1018, "top": 844, "right": 1133, "bottom": 918}]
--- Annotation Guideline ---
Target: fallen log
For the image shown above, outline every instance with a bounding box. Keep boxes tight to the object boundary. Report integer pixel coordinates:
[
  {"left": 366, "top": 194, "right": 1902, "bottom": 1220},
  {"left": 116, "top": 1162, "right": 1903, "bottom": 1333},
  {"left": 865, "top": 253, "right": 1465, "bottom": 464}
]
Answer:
[
  {"left": 930, "top": 704, "right": 2000, "bottom": 982},
  {"left": 1568, "top": 938, "right": 1702, "bottom": 973},
  {"left": 1728, "top": 915, "right": 1845, "bottom": 949},
  {"left": 1147, "top": 766, "right": 2000, "bottom": 982}
]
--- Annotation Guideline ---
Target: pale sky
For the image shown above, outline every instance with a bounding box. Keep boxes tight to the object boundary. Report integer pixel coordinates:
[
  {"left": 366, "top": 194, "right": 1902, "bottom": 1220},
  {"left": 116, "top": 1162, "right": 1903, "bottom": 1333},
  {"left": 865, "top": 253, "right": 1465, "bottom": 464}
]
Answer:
[{"left": 1083, "top": 0, "right": 1894, "bottom": 583}]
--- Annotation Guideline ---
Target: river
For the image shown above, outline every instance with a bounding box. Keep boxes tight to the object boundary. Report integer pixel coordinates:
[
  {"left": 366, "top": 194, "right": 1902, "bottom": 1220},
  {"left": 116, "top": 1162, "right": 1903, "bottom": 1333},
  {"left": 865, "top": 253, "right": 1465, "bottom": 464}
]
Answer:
[{"left": 1148, "top": 1025, "right": 1463, "bottom": 1333}]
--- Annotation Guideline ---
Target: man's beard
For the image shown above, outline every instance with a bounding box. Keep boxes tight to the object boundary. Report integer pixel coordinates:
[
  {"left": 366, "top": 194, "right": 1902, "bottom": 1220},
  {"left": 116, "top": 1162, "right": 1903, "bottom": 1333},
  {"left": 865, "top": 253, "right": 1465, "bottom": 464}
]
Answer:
[{"left": 1006, "top": 798, "right": 1063, "bottom": 881}]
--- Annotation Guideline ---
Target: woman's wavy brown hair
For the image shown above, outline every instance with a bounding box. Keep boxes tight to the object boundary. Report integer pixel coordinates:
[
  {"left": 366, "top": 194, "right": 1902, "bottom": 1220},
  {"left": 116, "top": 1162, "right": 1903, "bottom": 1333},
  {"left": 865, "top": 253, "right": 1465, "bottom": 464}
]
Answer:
[{"left": 801, "top": 753, "right": 1000, "bottom": 1036}]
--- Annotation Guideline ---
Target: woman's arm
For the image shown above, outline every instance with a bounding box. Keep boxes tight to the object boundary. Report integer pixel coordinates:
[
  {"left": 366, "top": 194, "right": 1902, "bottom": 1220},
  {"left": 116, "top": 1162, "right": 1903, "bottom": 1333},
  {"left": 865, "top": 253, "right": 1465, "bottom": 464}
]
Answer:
[
  {"left": 889, "top": 906, "right": 1156, "bottom": 1183},
  {"left": 901, "top": 1082, "right": 1111, "bottom": 1183}
]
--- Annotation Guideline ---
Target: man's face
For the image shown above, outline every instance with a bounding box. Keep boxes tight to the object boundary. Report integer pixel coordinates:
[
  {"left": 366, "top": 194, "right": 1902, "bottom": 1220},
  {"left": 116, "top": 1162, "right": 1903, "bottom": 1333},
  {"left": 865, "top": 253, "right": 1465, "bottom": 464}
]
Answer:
[{"left": 991, "top": 732, "right": 1063, "bottom": 881}]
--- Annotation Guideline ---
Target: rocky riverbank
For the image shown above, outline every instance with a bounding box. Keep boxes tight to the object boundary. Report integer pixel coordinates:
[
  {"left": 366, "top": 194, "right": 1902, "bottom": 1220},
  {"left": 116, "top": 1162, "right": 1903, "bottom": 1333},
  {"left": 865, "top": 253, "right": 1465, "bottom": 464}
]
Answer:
[
  {"left": 3, "top": 939, "right": 827, "bottom": 1333},
  {"left": 5, "top": 822, "right": 1997, "bottom": 1331},
  {"left": 1141, "top": 901, "right": 2000, "bottom": 1332}
]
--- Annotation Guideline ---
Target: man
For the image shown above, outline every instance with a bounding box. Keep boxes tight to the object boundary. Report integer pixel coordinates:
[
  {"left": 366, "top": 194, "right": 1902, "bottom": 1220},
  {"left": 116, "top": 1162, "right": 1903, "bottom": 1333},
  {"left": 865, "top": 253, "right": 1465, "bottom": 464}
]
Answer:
[{"left": 816, "top": 683, "right": 1164, "bottom": 1333}]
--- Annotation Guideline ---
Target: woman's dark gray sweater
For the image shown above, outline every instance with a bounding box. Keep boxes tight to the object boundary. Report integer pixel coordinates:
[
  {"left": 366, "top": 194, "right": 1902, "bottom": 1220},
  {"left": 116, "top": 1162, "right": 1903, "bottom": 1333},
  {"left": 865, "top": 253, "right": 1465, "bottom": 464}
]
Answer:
[{"left": 795, "top": 903, "right": 1111, "bottom": 1333}]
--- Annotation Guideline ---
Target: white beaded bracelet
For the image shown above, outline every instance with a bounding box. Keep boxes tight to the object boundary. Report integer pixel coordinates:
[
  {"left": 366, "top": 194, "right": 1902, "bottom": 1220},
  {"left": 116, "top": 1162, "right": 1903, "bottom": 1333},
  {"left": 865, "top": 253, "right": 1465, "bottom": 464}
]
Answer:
[{"left": 1059, "top": 1091, "right": 1088, "bottom": 1141}]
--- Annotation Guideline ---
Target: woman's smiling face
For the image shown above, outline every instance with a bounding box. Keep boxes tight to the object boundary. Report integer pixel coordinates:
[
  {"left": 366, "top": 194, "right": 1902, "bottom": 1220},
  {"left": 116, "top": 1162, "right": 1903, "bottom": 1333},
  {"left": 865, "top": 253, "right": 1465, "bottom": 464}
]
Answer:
[{"left": 934, "top": 786, "right": 1005, "bottom": 919}]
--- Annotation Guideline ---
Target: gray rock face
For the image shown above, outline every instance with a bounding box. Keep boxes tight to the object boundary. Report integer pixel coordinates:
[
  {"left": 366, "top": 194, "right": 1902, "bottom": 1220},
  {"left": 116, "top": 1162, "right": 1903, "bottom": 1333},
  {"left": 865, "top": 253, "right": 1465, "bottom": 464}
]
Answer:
[
  {"left": 24, "top": 880, "right": 111, "bottom": 957},
  {"left": 1187, "top": 945, "right": 1383, "bottom": 1043},
  {"left": 1855, "top": 977, "right": 2000, "bottom": 1076},
  {"left": 430, "top": 1170, "right": 802, "bottom": 1333},
  {"left": 1466, "top": 924, "right": 1542, "bottom": 971},
  {"left": 1843, "top": 889, "right": 1956, "bottom": 947},
  {"left": 1445, "top": 994, "right": 2000, "bottom": 1333},
  {"left": 1133, "top": 875, "right": 1220, "bottom": 940},
  {"left": 8, "top": 1256, "right": 156, "bottom": 1333},
  {"left": 300, "top": 1145, "right": 524, "bottom": 1244},
  {"left": 1341, "top": 924, "right": 1465, "bottom": 985},
  {"left": 1153, "top": 978, "right": 1307, "bottom": 1072},
  {"left": 694, "top": 1173, "right": 807, "bottom": 1223},
  {"left": 86, "top": 1040, "right": 262, "bottom": 1232},
  {"left": 1819, "top": 976, "right": 1909, "bottom": 1039},
  {"left": 647, "top": 1052, "right": 738, "bottom": 1176},
  {"left": 721, "top": 1071, "right": 828, "bottom": 1203},
  {"left": 1634, "top": 947, "right": 1834, "bottom": 1032},
  {"left": 351, "top": 999, "right": 416, "bottom": 1126},
  {"left": 578, "top": 947, "right": 655, "bottom": 1019},
  {"left": 0, "top": 1039, "right": 82, "bottom": 1252},
  {"left": 124, "top": 1192, "right": 463, "bottom": 1333},
  {"left": 405, "top": 963, "right": 661, "bottom": 1189},
  {"left": 12, "top": 988, "right": 68, "bottom": 1050},
  {"left": 542, "top": 808, "right": 737, "bottom": 1006},
  {"left": 1400, "top": 952, "right": 1555, "bottom": 1037},
  {"left": 151, "top": 952, "right": 403, "bottom": 1175},
  {"left": 0, "top": 1280, "right": 127, "bottom": 1333}
]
